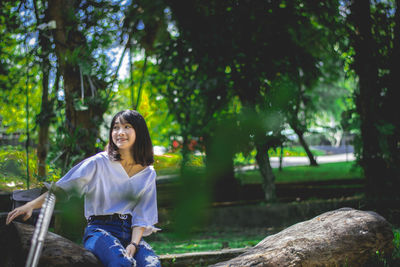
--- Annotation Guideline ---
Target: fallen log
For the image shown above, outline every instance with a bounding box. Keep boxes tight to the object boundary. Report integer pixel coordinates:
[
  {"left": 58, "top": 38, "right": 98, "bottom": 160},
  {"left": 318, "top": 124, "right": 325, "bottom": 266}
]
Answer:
[
  {"left": 211, "top": 208, "right": 394, "bottom": 267},
  {"left": 0, "top": 220, "right": 102, "bottom": 267}
]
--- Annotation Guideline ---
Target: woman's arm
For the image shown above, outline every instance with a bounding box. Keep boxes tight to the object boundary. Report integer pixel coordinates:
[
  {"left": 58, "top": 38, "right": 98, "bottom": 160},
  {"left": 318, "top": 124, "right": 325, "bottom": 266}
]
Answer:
[
  {"left": 6, "top": 192, "right": 48, "bottom": 225},
  {"left": 126, "top": 226, "right": 145, "bottom": 257}
]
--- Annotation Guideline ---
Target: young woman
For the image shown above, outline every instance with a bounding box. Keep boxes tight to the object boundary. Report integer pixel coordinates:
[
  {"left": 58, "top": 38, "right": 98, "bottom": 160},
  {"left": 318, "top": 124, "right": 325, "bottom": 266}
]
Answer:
[{"left": 6, "top": 110, "right": 161, "bottom": 267}]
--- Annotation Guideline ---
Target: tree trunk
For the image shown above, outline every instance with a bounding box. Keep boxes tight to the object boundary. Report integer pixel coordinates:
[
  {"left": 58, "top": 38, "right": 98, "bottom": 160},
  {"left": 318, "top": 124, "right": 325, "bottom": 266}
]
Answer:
[
  {"left": 37, "top": 70, "right": 51, "bottom": 178},
  {"left": 212, "top": 155, "right": 237, "bottom": 202},
  {"left": 255, "top": 143, "right": 276, "bottom": 202},
  {"left": 293, "top": 126, "right": 318, "bottom": 166},
  {"left": 35, "top": 3, "right": 53, "bottom": 179},
  {"left": 179, "top": 133, "right": 192, "bottom": 173},
  {"left": 349, "top": 0, "right": 391, "bottom": 199},
  {"left": 48, "top": 0, "right": 106, "bottom": 167},
  {"left": 211, "top": 208, "right": 394, "bottom": 267},
  {"left": 279, "top": 144, "right": 283, "bottom": 171},
  {"left": 204, "top": 134, "right": 239, "bottom": 202},
  {"left": 385, "top": 0, "right": 400, "bottom": 197},
  {"left": 37, "top": 117, "right": 50, "bottom": 178},
  {"left": 0, "top": 221, "right": 101, "bottom": 267}
]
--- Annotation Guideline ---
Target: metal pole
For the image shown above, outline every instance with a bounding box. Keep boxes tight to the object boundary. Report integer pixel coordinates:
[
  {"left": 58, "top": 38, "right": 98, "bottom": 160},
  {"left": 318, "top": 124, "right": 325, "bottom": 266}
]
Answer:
[{"left": 25, "top": 183, "right": 56, "bottom": 267}]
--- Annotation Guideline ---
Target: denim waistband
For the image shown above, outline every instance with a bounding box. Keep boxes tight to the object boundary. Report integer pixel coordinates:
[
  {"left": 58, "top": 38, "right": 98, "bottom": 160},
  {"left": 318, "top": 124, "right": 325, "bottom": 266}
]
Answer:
[{"left": 87, "top": 213, "right": 132, "bottom": 223}]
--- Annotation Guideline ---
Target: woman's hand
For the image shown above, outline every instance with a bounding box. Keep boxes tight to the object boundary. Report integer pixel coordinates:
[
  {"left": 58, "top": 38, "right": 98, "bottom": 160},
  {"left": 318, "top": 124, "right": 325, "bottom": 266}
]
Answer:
[
  {"left": 126, "top": 243, "right": 137, "bottom": 258},
  {"left": 6, "top": 203, "right": 34, "bottom": 225},
  {"left": 6, "top": 192, "right": 47, "bottom": 225}
]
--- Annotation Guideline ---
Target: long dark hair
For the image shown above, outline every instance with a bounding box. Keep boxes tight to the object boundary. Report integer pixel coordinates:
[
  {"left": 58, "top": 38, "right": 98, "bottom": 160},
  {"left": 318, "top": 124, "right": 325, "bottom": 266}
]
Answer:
[{"left": 107, "top": 110, "right": 154, "bottom": 166}]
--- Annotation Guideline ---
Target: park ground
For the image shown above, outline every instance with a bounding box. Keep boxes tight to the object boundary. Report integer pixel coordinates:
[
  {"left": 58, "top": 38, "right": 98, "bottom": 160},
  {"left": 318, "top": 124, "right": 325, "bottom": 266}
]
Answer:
[{"left": 1, "top": 146, "right": 399, "bottom": 264}]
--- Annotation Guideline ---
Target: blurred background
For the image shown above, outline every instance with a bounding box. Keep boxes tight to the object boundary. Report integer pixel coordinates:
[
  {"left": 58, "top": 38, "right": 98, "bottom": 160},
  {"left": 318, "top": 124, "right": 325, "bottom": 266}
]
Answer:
[{"left": 0, "top": 0, "right": 399, "bottom": 262}]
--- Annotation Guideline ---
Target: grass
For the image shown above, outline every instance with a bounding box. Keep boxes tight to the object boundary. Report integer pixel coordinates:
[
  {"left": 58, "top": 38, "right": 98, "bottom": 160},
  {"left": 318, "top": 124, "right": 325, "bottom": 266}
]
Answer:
[
  {"left": 237, "top": 161, "right": 364, "bottom": 184},
  {"left": 269, "top": 146, "right": 326, "bottom": 157},
  {"left": 147, "top": 228, "right": 271, "bottom": 255}
]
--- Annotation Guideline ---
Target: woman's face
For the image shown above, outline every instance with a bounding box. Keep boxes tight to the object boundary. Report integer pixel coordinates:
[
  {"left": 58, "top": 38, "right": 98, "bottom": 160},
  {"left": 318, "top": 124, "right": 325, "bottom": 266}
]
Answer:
[{"left": 111, "top": 117, "right": 136, "bottom": 151}]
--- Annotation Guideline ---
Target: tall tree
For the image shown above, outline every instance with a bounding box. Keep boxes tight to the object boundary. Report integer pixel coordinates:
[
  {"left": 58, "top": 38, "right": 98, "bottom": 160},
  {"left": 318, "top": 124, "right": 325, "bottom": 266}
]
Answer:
[
  {"left": 347, "top": 0, "right": 400, "bottom": 200},
  {"left": 47, "top": 0, "right": 121, "bottom": 170}
]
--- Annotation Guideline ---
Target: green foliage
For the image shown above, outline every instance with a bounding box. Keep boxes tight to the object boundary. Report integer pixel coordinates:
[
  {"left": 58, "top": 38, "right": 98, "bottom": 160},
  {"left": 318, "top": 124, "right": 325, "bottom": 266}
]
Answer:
[
  {"left": 0, "top": 50, "right": 42, "bottom": 141},
  {"left": 111, "top": 61, "right": 178, "bottom": 147},
  {"left": 1, "top": 1, "right": 358, "bottom": 190},
  {"left": 0, "top": 1, "right": 24, "bottom": 91},
  {"left": 393, "top": 228, "right": 400, "bottom": 259},
  {"left": 152, "top": 34, "right": 234, "bottom": 161},
  {"left": 154, "top": 153, "right": 204, "bottom": 176},
  {"left": 0, "top": 0, "right": 131, "bottom": 174},
  {"left": 1, "top": 0, "right": 395, "bottom": 206},
  {"left": 48, "top": 119, "right": 100, "bottom": 174},
  {"left": 0, "top": 1, "right": 45, "bottom": 142},
  {"left": 153, "top": 153, "right": 181, "bottom": 174},
  {"left": 0, "top": 145, "right": 62, "bottom": 191},
  {"left": 152, "top": 1, "right": 350, "bottom": 184},
  {"left": 0, "top": 147, "right": 26, "bottom": 177},
  {"left": 0, "top": 146, "right": 36, "bottom": 191}
]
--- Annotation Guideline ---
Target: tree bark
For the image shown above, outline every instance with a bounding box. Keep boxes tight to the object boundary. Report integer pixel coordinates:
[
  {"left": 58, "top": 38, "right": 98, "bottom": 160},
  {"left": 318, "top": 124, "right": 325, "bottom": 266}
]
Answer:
[
  {"left": 292, "top": 126, "right": 318, "bottom": 166},
  {"left": 35, "top": 1, "right": 53, "bottom": 179},
  {"left": 279, "top": 144, "right": 283, "bottom": 171},
  {"left": 348, "top": 0, "right": 396, "bottom": 199},
  {"left": 211, "top": 208, "right": 394, "bottom": 267},
  {"left": 0, "top": 221, "right": 101, "bottom": 267},
  {"left": 255, "top": 143, "right": 276, "bottom": 202},
  {"left": 385, "top": 0, "right": 400, "bottom": 197}
]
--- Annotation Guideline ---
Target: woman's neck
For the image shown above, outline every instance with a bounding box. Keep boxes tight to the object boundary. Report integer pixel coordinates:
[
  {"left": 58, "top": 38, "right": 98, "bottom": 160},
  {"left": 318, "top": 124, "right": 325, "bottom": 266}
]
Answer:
[{"left": 119, "top": 150, "right": 135, "bottom": 165}]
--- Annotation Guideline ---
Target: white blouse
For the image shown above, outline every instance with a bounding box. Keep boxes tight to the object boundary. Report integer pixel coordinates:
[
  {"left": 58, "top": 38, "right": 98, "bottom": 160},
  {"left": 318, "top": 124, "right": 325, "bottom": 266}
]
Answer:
[{"left": 54, "top": 151, "right": 159, "bottom": 236}]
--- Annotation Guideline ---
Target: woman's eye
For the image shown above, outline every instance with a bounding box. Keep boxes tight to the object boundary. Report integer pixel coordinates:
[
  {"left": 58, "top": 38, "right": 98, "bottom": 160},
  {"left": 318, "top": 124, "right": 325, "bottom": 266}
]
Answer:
[{"left": 125, "top": 125, "right": 131, "bottom": 129}]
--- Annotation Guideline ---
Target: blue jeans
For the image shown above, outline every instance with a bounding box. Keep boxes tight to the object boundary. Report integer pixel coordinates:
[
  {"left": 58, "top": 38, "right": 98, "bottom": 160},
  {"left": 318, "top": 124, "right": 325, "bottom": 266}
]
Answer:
[{"left": 83, "top": 216, "right": 161, "bottom": 267}]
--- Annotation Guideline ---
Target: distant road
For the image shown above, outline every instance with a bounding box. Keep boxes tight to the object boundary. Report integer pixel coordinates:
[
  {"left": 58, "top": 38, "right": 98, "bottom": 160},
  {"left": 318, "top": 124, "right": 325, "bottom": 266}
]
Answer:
[{"left": 270, "top": 153, "right": 355, "bottom": 168}]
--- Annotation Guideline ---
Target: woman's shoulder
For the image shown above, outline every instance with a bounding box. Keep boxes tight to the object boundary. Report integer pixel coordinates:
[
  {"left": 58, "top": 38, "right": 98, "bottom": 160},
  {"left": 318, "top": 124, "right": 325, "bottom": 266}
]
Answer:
[
  {"left": 84, "top": 151, "right": 110, "bottom": 165},
  {"left": 148, "top": 165, "right": 156, "bottom": 175},
  {"left": 141, "top": 165, "right": 156, "bottom": 181}
]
